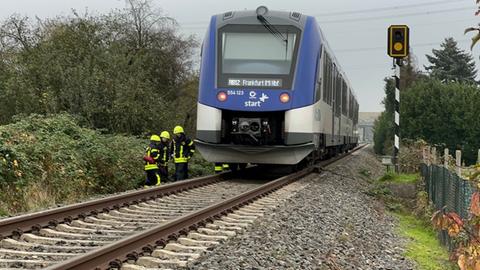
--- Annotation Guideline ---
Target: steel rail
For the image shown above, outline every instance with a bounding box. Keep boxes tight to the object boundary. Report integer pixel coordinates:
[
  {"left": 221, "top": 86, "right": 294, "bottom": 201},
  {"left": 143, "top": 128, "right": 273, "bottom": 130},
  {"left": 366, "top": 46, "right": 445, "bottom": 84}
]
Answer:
[
  {"left": 47, "top": 144, "right": 367, "bottom": 270},
  {"left": 0, "top": 173, "right": 227, "bottom": 239}
]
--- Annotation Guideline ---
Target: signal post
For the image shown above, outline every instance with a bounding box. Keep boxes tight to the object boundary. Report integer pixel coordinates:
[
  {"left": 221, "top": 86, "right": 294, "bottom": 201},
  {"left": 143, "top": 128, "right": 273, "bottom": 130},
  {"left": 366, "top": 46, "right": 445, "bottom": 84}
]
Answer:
[{"left": 387, "top": 25, "right": 409, "bottom": 173}]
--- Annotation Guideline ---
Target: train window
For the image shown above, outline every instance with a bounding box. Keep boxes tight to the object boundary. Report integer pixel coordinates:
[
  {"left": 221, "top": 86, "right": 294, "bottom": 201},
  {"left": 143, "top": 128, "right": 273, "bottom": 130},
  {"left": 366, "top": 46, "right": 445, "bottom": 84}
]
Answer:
[
  {"left": 314, "top": 51, "right": 321, "bottom": 102},
  {"left": 353, "top": 100, "right": 358, "bottom": 125},
  {"left": 335, "top": 71, "right": 341, "bottom": 117},
  {"left": 349, "top": 91, "right": 353, "bottom": 118},
  {"left": 342, "top": 79, "right": 348, "bottom": 116},
  {"left": 327, "top": 55, "right": 332, "bottom": 105},
  {"left": 331, "top": 66, "right": 335, "bottom": 107},
  {"left": 217, "top": 24, "right": 301, "bottom": 89},
  {"left": 221, "top": 32, "right": 297, "bottom": 75},
  {"left": 322, "top": 52, "right": 328, "bottom": 103}
]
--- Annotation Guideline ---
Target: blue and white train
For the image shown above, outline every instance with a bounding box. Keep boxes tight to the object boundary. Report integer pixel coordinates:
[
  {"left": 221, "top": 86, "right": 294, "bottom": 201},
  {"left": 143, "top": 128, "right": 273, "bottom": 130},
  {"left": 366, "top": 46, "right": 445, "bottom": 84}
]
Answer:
[{"left": 195, "top": 6, "right": 359, "bottom": 165}]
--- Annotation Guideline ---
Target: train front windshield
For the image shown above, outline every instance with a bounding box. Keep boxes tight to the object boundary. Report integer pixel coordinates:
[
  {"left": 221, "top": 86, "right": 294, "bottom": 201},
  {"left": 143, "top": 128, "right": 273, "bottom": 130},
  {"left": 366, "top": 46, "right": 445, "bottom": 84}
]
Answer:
[
  {"left": 222, "top": 32, "right": 296, "bottom": 74},
  {"left": 217, "top": 25, "right": 300, "bottom": 89}
]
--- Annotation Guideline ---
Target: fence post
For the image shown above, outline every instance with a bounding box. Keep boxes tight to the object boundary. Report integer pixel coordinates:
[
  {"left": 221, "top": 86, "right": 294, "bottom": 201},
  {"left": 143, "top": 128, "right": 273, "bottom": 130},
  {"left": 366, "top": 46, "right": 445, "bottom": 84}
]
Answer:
[
  {"left": 432, "top": 147, "right": 437, "bottom": 164},
  {"left": 427, "top": 146, "right": 432, "bottom": 166},
  {"left": 477, "top": 149, "right": 480, "bottom": 165},
  {"left": 444, "top": 148, "right": 449, "bottom": 169},
  {"left": 456, "top": 150, "right": 462, "bottom": 176}
]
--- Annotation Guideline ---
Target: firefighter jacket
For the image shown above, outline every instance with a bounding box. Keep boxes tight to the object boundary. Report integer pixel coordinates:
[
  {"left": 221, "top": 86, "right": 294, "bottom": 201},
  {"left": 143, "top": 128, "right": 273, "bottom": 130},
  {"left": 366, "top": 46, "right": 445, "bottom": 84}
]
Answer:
[
  {"left": 157, "top": 142, "right": 170, "bottom": 166},
  {"left": 144, "top": 142, "right": 161, "bottom": 170},
  {"left": 171, "top": 134, "right": 195, "bottom": 163}
]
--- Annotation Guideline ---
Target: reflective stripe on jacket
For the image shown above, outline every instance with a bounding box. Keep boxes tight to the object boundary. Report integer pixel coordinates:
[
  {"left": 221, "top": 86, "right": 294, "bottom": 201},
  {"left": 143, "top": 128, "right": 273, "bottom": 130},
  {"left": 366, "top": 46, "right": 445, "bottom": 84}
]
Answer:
[
  {"left": 144, "top": 143, "right": 160, "bottom": 170},
  {"left": 171, "top": 135, "right": 195, "bottom": 163},
  {"left": 158, "top": 142, "right": 169, "bottom": 166}
]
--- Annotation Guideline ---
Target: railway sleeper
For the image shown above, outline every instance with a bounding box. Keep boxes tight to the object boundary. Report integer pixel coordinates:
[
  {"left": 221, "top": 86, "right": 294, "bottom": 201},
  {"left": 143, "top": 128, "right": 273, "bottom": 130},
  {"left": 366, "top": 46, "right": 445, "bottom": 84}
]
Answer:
[
  {"left": 71, "top": 219, "right": 136, "bottom": 231},
  {"left": 176, "top": 237, "right": 219, "bottom": 247},
  {"left": 151, "top": 249, "right": 201, "bottom": 260},
  {"left": 55, "top": 224, "right": 131, "bottom": 236},
  {"left": 0, "top": 238, "right": 93, "bottom": 253},
  {"left": 205, "top": 223, "right": 243, "bottom": 232},
  {"left": 0, "top": 258, "right": 52, "bottom": 269},
  {"left": 96, "top": 213, "right": 166, "bottom": 224},
  {"left": 0, "top": 248, "right": 75, "bottom": 260},
  {"left": 106, "top": 210, "right": 174, "bottom": 220},
  {"left": 84, "top": 216, "right": 156, "bottom": 228},
  {"left": 20, "top": 233, "right": 109, "bottom": 247},
  {"left": 38, "top": 228, "right": 120, "bottom": 241},
  {"left": 126, "top": 205, "right": 188, "bottom": 215},
  {"left": 134, "top": 256, "right": 189, "bottom": 268},
  {"left": 196, "top": 227, "right": 236, "bottom": 237},
  {"left": 213, "top": 220, "right": 250, "bottom": 228},
  {"left": 186, "top": 232, "right": 228, "bottom": 242},
  {"left": 163, "top": 242, "right": 209, "bottom": 253}
]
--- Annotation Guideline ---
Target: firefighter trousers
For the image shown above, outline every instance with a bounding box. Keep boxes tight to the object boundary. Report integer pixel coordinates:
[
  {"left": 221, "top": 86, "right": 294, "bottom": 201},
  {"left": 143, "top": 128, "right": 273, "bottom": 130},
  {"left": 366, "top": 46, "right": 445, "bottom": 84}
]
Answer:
[
  {"left": 145, "top": 169, "right": 161, "bottom": 186},
  {"left": 175, "top": 162, "right": 188, "bottom": 181}
]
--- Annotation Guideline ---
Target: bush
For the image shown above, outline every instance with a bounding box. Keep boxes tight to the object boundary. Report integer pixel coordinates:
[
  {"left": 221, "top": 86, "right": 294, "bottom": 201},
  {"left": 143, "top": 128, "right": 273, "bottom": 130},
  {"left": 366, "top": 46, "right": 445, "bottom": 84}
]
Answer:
[
  {"left": 0, "top": 114, "right": 214, "bottom": 216},
  {"left": 0, "top": 114, "right": 145, "bottom": 215}
]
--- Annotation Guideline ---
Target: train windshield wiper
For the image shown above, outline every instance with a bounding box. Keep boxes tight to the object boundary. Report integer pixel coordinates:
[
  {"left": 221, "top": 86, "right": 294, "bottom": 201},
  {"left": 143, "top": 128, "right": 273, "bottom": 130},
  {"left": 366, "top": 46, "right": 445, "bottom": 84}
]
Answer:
[{"left": 256, "top": 15, "right": 287, "bottom": 44}]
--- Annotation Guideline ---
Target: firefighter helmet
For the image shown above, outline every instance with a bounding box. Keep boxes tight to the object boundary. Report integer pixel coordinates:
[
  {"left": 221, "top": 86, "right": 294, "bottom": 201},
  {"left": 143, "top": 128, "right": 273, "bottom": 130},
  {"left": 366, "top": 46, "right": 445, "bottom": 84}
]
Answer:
[{"left": 173, "top": 126, "right": 184, "bottom": 134}]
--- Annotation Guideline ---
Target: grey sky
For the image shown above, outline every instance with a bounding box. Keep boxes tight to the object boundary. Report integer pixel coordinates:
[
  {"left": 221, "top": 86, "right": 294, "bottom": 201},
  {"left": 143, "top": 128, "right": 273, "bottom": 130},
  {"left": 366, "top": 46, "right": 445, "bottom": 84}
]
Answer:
[{"left": 1, "top": 0, "right": 478, "bottom": 112}]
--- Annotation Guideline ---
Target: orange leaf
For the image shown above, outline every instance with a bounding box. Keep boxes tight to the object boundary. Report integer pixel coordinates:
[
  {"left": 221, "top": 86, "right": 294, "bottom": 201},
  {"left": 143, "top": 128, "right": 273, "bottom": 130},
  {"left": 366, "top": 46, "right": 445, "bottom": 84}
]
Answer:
[
  {"left": 432, "top": 210, "right": 444, "bottom": 229},
  {"left": 471, "top": 192, "right": 480, "bottom": 216},
  {"left": 459, "top": 254, "right": 467, "bottom": 270},
  {"left": 447, "top": 212, "right": 464, "bottom": 226},
  {"left": 475, "top": 260, "right": 480, "bottom": 270},
  {"left": 448, "top": 223, "right": 461, "bottom": 237}
]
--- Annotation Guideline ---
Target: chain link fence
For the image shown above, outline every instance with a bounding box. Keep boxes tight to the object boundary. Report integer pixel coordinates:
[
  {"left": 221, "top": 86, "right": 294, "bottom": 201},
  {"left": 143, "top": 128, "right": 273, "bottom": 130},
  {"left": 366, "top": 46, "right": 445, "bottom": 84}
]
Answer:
[{"left": 420, "top": 163, "right": 476, "bottom": 248}]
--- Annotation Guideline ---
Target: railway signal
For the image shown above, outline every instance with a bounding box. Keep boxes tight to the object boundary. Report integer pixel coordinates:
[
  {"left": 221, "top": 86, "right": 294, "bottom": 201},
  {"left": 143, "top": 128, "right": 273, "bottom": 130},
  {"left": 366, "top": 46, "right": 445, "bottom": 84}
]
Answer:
[
  {"left": 387, "top": 25, "right": 409, "bottom": 173},
  {"left": 388, "top": 25, "right": 409, "bottom": 58}
]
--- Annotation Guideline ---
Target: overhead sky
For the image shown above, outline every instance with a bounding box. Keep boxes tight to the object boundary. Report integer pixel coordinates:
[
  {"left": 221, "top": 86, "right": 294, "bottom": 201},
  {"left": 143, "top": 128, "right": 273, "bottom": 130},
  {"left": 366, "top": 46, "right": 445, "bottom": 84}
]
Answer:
[{"left": 1, "top": 0, "right": 478, "bottom": 112}]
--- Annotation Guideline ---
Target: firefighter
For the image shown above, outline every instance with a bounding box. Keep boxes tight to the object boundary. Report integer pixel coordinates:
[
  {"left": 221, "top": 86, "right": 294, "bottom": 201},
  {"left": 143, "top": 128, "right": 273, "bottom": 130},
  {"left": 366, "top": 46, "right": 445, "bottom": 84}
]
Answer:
[
  {"left": 143, "top": 135, "right": 161, "bottom": 187},
  {"left": 214, "top": 163, "right": 230, "bottom": 173},
  {"left": 171, "top": 126, "right": 195, "bottom": 181},
  {"left": 214, "top": 163, "right": 223, "bottom": 174},
  {"left": 158, "top": 131, "right": 171, "bottom": 182}
]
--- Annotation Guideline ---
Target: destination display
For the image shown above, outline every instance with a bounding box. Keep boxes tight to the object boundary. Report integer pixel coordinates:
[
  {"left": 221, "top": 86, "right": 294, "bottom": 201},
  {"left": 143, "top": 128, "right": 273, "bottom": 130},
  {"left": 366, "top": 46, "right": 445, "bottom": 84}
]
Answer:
[{"left": 227, "top": 78, "right": 283, "bottom": 87}]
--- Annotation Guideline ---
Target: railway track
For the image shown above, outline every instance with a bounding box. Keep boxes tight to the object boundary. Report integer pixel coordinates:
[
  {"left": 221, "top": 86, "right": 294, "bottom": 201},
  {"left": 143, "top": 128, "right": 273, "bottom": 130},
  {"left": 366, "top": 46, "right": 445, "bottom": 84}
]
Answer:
[{"left": 0, "top": 145, "right": 365, "bottom": 269}]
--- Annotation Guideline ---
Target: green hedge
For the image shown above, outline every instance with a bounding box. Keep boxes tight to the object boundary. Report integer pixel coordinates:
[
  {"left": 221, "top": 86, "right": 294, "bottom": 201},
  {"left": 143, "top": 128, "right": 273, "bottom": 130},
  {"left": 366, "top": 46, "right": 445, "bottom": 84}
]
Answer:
[{"left": 0, "top": 114, "right": 212, "bottom": 216}]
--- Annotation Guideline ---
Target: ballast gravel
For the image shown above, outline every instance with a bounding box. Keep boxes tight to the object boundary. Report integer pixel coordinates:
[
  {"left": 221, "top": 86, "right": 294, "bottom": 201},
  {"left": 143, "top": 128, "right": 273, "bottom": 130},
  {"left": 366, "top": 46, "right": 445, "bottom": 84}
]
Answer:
[{"left": 189, "top": 147, "right": 416, "bottom": 270}]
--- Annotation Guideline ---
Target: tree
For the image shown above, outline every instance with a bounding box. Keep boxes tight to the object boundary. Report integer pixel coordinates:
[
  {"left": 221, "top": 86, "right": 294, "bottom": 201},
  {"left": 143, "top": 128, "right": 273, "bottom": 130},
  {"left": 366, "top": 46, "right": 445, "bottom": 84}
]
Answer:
[
  {"left": 425, "top": 38, "right": 477, "bottom": 84},
  {"left": 0, "top": 0, "right": 198, "bottom": 135},
  {"left": 401, "top": 79, "right": 480, "bottom": 164},
  {"left": 373, "top": 52, "right": 425, "bottom": 155}
]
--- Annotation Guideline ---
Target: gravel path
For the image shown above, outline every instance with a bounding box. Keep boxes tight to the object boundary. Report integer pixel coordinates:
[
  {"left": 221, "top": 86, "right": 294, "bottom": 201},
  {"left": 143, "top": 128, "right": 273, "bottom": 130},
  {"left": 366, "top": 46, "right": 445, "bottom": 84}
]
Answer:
[{"left": 190, "top": 147, "right": 416, "bottom": 270}]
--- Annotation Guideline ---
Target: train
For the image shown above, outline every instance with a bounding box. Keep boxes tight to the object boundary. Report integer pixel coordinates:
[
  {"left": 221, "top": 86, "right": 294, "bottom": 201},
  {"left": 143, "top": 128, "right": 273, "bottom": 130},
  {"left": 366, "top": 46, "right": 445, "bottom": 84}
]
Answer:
[{"left": 195, "top": 6, "right": 359, "bottom": 166}]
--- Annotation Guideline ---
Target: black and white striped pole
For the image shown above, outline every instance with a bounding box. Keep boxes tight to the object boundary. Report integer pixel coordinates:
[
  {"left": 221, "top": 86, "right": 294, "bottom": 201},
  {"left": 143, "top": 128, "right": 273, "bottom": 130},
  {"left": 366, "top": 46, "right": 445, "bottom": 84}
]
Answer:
[
  {"left": 393, "top": 59, "right": 402, "bottom": 172},
  {"left": 387, "top": 25, "right": 409, "bottom": 173}
]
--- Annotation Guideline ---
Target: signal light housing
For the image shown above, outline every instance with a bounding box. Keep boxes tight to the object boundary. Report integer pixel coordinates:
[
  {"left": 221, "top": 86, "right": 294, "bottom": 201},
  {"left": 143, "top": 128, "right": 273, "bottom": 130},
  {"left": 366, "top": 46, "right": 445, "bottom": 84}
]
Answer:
[
  {"left": 388, "top": 25, "right": 409, "bottom": 58},
  {"left": 217, "top": 91, "right": 227, "bottom": 102}
]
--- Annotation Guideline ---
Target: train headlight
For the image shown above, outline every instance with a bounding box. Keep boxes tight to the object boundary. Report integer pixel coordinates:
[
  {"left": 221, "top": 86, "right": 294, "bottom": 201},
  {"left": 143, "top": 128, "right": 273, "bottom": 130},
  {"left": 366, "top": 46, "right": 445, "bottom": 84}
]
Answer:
[
  {"left": 280, "top": 93, "right": 290, "bottom": 103},
  {"left": 217, "top": 91, "right": 227, "bottom": 102}
]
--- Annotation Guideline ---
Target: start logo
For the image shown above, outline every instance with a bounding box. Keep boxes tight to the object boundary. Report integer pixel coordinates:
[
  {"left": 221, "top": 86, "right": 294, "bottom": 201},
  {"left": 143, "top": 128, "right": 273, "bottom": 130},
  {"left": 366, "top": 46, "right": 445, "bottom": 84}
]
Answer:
[{"left": 244, "top": 100, "right": 262, "bottom": 107}]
